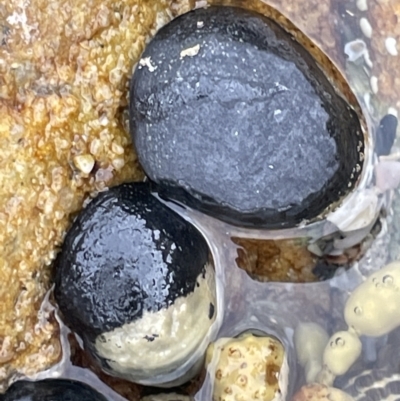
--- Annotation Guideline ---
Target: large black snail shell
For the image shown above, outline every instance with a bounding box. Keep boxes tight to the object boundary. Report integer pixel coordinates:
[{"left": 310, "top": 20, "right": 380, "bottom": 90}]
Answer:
[
  {"left": 0, "top": 379, "right": 108, "bottom": 401},
  {"left": 130, "top": 6, "right": 364, "bottom": 229},
  {"left": 54, "top": 182, "right": 216, "bottom": 384}
]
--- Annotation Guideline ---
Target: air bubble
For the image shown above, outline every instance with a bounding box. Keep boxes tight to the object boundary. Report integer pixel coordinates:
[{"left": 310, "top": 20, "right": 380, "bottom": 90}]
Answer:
[
  {"left": 383, "top": 275, "right": 394, "bottom": 285},
  {"left": 335, "top": 337, "right": 345, "bottom": 346},
  {"left": 354, "top": 306, "right": 363, "bottom": 315}
]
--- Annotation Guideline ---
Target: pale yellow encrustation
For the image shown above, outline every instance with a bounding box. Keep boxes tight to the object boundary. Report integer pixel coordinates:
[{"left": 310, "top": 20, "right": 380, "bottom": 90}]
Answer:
[
  {"left": 294, "top": 322, "right": 329, "bottom": 383},
  {"left": 322, "top": 331, "right": 362, "bottom": 377},
  {"left": 94, "top": 263, "right": 216, "bottom": 385},
  {"left": 206, "top": 333, "right": 286, "bottom": 401},
  {"left": 344, "top": 261, "right": 400, "bottom": 337},
  {"left": 316, "top": 261, "right": 400, "bottom": 386}
]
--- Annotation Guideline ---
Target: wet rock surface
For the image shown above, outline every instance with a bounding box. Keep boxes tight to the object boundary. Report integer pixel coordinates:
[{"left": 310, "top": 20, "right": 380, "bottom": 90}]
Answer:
[
  {"left": 130, "top": 6, "right": 364, "bottom": 228},
  {"left": 54, "top": 182, "right": 216, "bottom": 384},
  {"left": 0, "top": 379, "right": 108, "bottom": 401}
]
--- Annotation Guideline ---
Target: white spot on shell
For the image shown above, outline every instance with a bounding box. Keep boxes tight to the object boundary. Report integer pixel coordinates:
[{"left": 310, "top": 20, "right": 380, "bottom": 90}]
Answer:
[
  {"left": 370, "top": 76, "right": 379, "bottom": 94},
  {"left": 180, "top": 44, "right": 201, "bottom": 59},
  {"left": 385, "top": 37, "right": 398, "bottom": 56},
  {"left": 360, "top": 18, "right": 373, "bottom": 38},
  {"left": 356, "top": 0, "right": 368, "bottom": 11},
  {"left": 139, "top": 57, "right": 157, "bottom": 72}
]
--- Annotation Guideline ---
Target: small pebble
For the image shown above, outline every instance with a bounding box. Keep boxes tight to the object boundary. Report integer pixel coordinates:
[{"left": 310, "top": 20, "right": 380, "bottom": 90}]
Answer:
[
  {"left": 356, "top": 0, "right": 368, "bottom": 12},
  {"left": 73, "top": 154, "right": 95, "bottom": 174},
  {"left": 359, "top": 18, "right": 372, "bottom": 38},
  {"left": 385, "top": 37, "right": 398, "bottom": 56}
]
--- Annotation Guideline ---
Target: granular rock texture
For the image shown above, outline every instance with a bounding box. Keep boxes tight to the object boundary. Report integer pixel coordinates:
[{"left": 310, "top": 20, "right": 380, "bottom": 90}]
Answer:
[
  {"left": 233, "top": 238, "right": 318, "bottom": 283},
  {"left": 0, "top": 0, "right": 175, "bottom": 390}
]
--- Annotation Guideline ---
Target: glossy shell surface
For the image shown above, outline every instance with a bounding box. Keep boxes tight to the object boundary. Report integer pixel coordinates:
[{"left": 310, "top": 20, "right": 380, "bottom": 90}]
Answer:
[
  {"left": 0, "top": 379, "right": 107, "bottom": 401},
  {"left": 54, "top": 182, "right": 219, "bottom": 386},
  {"left": 130, "top": 6, "right": 365, "bottom": 229}
]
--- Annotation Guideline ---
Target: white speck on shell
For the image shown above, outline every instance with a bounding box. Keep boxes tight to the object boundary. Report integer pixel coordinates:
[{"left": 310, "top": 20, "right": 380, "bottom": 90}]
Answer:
[
  {"left": 356, "top": 0, "right": 368, "bottom": 11},
  {"left": 360, "top": 18, "right": 372, "bottom": 39},
  {"left": 139, "top": 57, "right": 157, "bottom": 72},
  {"left": 180, "top": 44, "right": 201, "bottom": 59},
  {"left": 370, "top": 76, "right": 379, "bottom": 94},
  {"left": 385, "top": 37, "right": 398, "bottom": 56}
]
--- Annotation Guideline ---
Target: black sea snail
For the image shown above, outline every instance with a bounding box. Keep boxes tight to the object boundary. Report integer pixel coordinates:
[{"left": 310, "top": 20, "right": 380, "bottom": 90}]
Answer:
[
  {"left": 0, "top": 379, "right": 108, "bottom": 401},
  {"left": 54, "top": 182, "right": 218, "bottom": 387},
  {"left": 130, "top": 6, "right": 364, "bottom": 229}
]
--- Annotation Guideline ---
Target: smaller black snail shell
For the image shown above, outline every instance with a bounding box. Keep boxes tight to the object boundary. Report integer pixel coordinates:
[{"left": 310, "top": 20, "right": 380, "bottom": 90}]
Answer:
[
  {"left": 130, "top": 5, "right": 364, "bottom": 229},
  {"left": 375, "top": 114, "right": 398, "bottom": 156},
  {"left": 54, "top": 182, "right": 216, "bottom": 385},
  {"left": 0, "top": 379, "right": 108, "bottom": 401}
]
